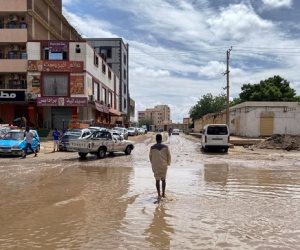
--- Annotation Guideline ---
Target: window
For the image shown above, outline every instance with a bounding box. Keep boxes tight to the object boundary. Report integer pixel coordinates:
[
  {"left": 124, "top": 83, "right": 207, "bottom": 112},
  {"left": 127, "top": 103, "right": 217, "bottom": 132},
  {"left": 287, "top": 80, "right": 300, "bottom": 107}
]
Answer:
[
  {"left": 124, "top": 99, "right": 127, "bottom": 109},
  {"left": 108, "top": 69, "right": 111, "bottom": 79},
  {"left": 124, "top": 83, "right": 126, "bottom": 94},
  {"left": 93, "top": 82, "right": 99, "bottom": 101},
  {"left": 100, "top": 48, "right": 112, "bottom": 58},
  {"left": 108, "top": 92, "right": 112, "bottom": 107},
  {"left": 123, "top": 54, "right": 127, "bottom": 64},
  {"left": 123, "top": 69, "right": 126, "bottom": 80},
  {"left": 94, "top": 54, "right": 99, "bottom": 67},
  {"left": 42, "top": 74, "right": 68, "bottom": 96},
  {"left": 44, "top": 48, "right": 67, "bottom": 60},
  {"left": 102, "top": 87, "right": 107, "bottom": 104},
  {"left": 102, "top": 62, "right": 106, "bottom": 74}
]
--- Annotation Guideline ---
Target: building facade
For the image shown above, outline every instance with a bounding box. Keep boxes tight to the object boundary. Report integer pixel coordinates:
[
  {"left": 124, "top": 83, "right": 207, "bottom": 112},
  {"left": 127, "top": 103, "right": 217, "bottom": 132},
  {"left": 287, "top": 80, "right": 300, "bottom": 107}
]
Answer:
[
  {"left": 86, "top": 38, "right": 130, "bottom": 125},
  {"left": 194, "top": 102, "right": 300, "bottom": 137},
  {"left": 138, "top": 105, "right": 171, "bottom": 130},
  {"left": 0, "top": 0, "right": 122, "bottom": 129}
]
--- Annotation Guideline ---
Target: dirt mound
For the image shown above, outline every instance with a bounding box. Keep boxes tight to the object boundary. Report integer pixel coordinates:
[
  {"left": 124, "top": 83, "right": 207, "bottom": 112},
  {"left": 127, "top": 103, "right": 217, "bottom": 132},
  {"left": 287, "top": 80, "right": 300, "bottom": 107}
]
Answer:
[{"left": 256, "top": 134, "right": 300, "bottom": 151}]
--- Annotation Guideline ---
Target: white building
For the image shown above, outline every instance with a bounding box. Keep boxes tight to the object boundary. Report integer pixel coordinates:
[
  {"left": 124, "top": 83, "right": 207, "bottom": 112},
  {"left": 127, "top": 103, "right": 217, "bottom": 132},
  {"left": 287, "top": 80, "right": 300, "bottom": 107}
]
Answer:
[{"left": 230, "top": 102, "right": 300, "bottom": 137}]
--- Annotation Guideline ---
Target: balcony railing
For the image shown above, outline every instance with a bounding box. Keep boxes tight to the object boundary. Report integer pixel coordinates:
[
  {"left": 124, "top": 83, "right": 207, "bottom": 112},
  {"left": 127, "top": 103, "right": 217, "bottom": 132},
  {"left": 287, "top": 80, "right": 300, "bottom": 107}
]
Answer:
[
  {"left": 0, "top": 53, "right": 27, "bottom": 59},
  {"left": 0, "top": 22, "right": 27, "bottom": 29},
  {"left": 0, "top": 81, "right": 27, "bottom": 90}
]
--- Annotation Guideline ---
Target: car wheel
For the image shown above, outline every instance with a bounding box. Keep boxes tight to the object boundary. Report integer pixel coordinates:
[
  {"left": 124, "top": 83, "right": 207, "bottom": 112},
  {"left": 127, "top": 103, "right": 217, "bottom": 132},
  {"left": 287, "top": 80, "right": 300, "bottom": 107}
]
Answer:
[
  {"left": 97, "top": 147, "right": 106, "bottom": 159},
  {"left": 79, "top": 152, "right": 88, "bottom": 159},
  {"left": 125, "top": 146, "right": 132, "bottom": 155},
  {"left": 224, "top": 148, "right": 228, "bottom": 153},
  {"left": 201, "top": 146, "right": 207, "bottom": 152}
]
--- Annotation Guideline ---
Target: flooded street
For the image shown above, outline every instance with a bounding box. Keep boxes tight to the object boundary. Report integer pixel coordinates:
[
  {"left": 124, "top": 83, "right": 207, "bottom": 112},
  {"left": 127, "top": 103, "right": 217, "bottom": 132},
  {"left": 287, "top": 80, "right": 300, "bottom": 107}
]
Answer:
[{"left": 1, "top": 133, "right": 300, "bottom": 249}]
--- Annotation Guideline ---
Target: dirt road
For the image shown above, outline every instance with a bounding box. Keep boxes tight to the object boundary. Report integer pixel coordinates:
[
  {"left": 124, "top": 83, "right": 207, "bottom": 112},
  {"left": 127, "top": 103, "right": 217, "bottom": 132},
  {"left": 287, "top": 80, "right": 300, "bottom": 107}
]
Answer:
[{"left": 0, "top": 132, "right": 300, "bottom": 249}]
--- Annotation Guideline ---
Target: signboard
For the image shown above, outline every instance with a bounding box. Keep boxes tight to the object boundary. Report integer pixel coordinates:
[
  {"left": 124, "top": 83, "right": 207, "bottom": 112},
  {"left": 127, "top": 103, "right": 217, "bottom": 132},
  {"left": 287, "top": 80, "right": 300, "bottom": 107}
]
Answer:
[
  {"left": 28, "top": 60, "right": 83, "bottom": 73},
  {"left": 37, "top": 97, "right": 88, "bottom": 107},
  {"left": 49, "top": 41, "right": 68, "bottom": 52},
  {"left": 70, "top": 75, "right": 84, "bottom": 94},
  {"left": 0, "top": 90, "right": 25, "bottom": 102}
]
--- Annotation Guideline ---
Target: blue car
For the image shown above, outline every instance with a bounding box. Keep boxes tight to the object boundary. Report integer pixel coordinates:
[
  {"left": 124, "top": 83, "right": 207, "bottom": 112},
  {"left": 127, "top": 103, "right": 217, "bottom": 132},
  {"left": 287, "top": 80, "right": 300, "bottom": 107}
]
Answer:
[{"left": 0, "top": 130, "right": 40, "bottom": 156}]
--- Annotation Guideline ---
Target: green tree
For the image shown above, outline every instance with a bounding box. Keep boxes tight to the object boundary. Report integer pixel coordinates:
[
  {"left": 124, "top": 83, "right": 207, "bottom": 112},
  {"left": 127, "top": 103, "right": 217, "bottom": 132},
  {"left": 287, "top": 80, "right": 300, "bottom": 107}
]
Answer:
[
  {"left": 189, "top": 93, "right": 226, "bottom": 121},
  {"left": 239, "top": 75, "right": 296, "bottom": 102}
]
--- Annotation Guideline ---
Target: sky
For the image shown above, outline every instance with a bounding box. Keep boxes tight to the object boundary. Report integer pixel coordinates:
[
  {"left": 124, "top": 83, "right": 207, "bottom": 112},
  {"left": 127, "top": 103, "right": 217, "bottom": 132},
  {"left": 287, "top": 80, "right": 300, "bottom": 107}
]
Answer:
[{"left": 62, "top": 0, "right": 300, "bottom": 122}]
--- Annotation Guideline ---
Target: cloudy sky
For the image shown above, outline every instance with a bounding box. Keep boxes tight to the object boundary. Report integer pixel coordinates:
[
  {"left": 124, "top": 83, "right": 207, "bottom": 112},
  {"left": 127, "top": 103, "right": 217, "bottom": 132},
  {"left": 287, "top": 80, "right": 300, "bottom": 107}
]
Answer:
[{"left": 62, "top": 0, "right": 300, "bottom": 122}]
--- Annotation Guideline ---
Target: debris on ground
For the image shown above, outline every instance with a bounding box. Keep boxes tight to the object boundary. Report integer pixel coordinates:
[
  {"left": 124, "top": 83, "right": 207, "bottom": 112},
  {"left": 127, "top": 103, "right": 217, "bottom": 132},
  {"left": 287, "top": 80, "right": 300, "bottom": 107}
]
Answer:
[{"left": 255, "top": 134, "right": 300, "bottom": 151}]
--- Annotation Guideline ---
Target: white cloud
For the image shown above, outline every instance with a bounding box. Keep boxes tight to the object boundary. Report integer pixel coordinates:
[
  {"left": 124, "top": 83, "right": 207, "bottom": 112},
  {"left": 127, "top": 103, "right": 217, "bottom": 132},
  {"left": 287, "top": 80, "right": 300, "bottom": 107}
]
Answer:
[{"left": 262, "top": 0, "right": 293, "bottom": 8}]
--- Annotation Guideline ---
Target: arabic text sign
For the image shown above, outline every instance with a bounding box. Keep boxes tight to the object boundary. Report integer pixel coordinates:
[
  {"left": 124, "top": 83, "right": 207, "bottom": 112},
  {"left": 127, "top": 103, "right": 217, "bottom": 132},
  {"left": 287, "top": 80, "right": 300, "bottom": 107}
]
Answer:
[
  {"left": 28, "top": 60, "right": 83, "bottom": 73},
  {"left": 49, "top": 41, "right": 68, "bottom": 52},
  {"left": 0, "top": 91, "right": 25, "bottom": 102},
  {"left": 37, "top": 97, "right": 88, "bottom": 107}
]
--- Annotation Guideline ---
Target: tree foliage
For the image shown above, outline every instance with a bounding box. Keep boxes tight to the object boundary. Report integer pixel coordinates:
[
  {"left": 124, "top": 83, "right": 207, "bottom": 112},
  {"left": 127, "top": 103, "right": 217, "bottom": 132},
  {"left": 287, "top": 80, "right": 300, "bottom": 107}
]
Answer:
[
  {"left": 239, "top": 75, "right": 296, "bottom": 102},
  {"left": 189, "top": 93, "right": 226, "bottom": 121},
  {"left": 139, "top": 118, "right": 153, "bottom": 126}
]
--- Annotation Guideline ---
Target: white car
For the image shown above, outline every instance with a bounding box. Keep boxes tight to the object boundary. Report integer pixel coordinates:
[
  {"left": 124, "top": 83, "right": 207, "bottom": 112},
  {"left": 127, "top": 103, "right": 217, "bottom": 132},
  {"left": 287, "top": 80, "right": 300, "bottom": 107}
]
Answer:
[
  {"left": 201, "top": 124, "right": 230, "bottom": 152},
  {"left": 172, "top": 129, "right": 180, "bottom": 135},
  {"left": 113, "top": 127, "right": 128, "bottom": 139},
  {"left": 68, "top": 130, "right": 134, "bottom": 159}
]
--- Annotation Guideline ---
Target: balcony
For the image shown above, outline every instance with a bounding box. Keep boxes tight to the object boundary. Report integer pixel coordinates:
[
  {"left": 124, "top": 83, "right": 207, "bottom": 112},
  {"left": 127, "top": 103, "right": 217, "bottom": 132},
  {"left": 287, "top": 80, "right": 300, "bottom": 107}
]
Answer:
[
  {"left": 0, "top": 28, "right": 27, "bottom": 43},
  {"left": 0, "top": 0, "right": 27, "bottom": 11},
  {"left": 0, "top": 59, "right": 27, "bottom": 73}
]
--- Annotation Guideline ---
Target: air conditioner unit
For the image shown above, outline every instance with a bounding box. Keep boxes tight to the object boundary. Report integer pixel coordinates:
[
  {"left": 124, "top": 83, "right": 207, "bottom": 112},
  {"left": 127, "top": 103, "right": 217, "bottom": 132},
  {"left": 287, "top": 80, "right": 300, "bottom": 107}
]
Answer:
[
  {"left": 88, "top": 95, "right": 95, "bottom": 102},
  {"left": 8, "top": 15, "right": 19, "bottom": 22},
  {"left": 26, "top": 93, "right": 37, "bottom": 100}
]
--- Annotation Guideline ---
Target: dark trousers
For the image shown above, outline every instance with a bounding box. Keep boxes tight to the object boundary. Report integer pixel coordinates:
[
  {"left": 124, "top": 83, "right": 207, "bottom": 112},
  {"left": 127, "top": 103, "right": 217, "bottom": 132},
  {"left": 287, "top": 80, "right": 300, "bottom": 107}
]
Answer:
[{"left": 24, "top": 143, "right": 35, "bottom": 156}]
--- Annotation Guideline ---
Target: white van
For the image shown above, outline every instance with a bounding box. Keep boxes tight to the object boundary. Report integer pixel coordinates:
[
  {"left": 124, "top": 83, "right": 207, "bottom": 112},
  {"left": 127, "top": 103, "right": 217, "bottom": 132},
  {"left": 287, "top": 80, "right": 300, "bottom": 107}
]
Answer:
[{"left": 201, "top": 124, "right": 230, "bottom": 152}]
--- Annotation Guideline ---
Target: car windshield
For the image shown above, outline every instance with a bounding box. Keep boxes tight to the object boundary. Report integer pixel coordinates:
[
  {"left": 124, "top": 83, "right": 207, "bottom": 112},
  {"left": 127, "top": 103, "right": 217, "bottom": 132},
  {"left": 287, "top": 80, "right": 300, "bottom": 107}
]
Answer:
[
  {"left": 2, "top": 132, "right": 24, "bottom": 140},
  {"left": 62, "top": 133, "right": 81, "bottom": 139},
  {"left": 207, "top": 126, "right": 228, "bottom": 135},
  {"left": 128, "top": 127, "right": 135, "bottom": 131}
]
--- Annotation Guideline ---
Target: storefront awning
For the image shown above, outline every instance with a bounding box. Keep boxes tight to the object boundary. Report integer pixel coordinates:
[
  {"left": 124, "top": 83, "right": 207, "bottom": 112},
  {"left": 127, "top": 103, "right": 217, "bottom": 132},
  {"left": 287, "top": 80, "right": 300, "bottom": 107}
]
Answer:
[
  {"left": 95, "top": 101, "right": 109, "bottom": 113},
  {"left": 109, "top": 108, "right": 122, "bottom": 116}
]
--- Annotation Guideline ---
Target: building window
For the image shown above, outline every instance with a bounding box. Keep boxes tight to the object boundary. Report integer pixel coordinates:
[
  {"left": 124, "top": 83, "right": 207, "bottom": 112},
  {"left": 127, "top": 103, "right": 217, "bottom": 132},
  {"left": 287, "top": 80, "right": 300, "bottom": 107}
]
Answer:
[
  {"left": 108, "top": 69, "right": 112, "bottom": 79},
  {"left": 93, "top": 82, "right": 99, "bottom": 101},
  {"left": 94, "top": 53, "right": 99, "bottom": 67},
  {"left": 108, "top": 92, "right": 112, "bottom": 107},
  {"left": 102, "top": 62, "right": 106, "bottom": 74},
  {"left": 44, "top": 48, "right": 67, "bottom": 60},
  {"left": 43, "top": 74, "right": 68, "bottom": 96},
  {"left": 124, "top": 99, "right": 127, "bottom": 109},
  {"left": 123, "top": 54, "right": 127, "bottom": 64},
  {"left": 123, "top": 69, "right": 126, "bottom": 80},
  {"left": 102, "top": 87, "right": 107, "bottom": 104},
  {"left": 124, "top": 83, "right": 126, "bottom": 94},
  {"left": 100, "top": 48, "right": 112, "bottom": 58}
]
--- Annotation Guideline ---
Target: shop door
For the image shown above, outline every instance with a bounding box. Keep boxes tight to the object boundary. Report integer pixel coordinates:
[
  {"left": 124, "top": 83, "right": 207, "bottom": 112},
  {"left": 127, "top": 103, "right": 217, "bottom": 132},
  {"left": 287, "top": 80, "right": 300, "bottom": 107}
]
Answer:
[
  {"left": 260, "top": 113, "right": 274, "bottom": 136},
  {"left": 52, "top": 107, "right": 72, "bottom": 130}
]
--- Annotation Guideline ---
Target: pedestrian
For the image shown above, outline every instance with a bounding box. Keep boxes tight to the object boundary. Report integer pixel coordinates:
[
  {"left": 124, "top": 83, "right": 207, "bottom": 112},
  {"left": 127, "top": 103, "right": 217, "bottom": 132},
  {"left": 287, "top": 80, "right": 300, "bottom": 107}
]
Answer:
[
  {"left": 22, "top": 127, "right": 37, "bottom": 158},
  {"left": 168, "top": 127, "right": 172, "bottom": 137},
  {"left": 52, "top": 128, "right": 61, "bottom": 152},
  {"left": 149, "top": 133, "right": 171, "bottom": 199}
]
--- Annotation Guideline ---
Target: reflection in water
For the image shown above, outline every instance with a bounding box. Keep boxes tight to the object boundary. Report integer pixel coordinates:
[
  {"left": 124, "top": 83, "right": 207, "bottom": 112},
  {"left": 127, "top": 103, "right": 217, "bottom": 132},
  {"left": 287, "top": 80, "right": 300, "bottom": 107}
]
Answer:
[{"left": 145, "top": 205, "right": 174, "bottom": 250}]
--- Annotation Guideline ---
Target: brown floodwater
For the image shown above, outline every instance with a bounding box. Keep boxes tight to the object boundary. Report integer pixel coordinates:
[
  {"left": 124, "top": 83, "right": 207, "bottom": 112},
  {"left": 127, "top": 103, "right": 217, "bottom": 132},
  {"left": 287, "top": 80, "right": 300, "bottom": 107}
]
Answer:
[{"left": 0, "top": 133, "right": 300, "bottom": 249}]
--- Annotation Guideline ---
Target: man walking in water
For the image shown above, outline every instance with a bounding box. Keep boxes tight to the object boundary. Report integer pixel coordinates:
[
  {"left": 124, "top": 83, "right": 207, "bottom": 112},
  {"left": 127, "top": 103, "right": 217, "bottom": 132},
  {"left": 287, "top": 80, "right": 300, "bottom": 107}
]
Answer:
[
  {"left": 22, "top": 127, "right": 37, "bottom": 158},
  {"left": 149, "top": 134, "right": 171, "bottom": 199}
]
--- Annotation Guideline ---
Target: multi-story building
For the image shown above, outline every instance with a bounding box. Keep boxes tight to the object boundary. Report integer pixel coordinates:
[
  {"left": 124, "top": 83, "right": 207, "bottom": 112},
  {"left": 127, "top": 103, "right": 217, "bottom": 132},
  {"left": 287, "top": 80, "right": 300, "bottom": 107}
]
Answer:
[
  {"left": 0, "top": 0, "right": 81, "bottom": 124},
  {"left": 86, "top": 38, "right": 130, "bottom": 125},
  {"left": 26, "top": 40, "right": 120, "bottom": 129},
  {"left": 0, "top": 0, "right": 122, "bottom": 129},
  {"left": 138, "top": 105, "right": 171, "bottom": 130}
]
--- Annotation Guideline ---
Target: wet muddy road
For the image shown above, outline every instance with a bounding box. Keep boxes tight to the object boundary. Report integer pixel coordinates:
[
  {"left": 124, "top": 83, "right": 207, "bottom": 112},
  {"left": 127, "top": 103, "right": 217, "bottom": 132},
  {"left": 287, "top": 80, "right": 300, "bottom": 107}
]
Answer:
[{"left": 1, "top": 133, "right": 300, "bottom": 249}]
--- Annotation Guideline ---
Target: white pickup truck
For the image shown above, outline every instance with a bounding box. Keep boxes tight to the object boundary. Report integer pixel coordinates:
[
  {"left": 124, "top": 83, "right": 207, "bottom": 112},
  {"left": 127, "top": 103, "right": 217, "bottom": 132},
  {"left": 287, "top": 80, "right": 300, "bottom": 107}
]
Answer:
[{"left": 68, "top": 130, "right": 134, "bottom": 159}]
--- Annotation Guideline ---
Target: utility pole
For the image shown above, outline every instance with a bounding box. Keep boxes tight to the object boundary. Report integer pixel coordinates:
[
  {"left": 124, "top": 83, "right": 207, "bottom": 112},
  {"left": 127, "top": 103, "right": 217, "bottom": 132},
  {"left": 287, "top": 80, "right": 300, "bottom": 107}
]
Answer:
[{"left": 224, "top": 47, "right": 232, "bottom": 126}]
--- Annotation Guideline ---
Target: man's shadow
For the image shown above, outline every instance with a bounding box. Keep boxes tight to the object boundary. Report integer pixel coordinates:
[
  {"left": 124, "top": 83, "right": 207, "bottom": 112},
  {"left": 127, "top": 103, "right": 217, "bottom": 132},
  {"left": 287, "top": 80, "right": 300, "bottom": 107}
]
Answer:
[{"left": 144, "top": 205, "right": 174, "bottom": 249}]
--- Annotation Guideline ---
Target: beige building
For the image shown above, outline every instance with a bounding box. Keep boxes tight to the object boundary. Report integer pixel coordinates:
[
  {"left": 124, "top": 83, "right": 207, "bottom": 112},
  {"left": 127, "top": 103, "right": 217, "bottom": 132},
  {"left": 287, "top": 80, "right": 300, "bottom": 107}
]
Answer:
[
  {"left": 0, "top": 0, "right": 82, "bottom": 124},
  {"left": 138, "top": 105, "right": 171, "bottom": 129}
]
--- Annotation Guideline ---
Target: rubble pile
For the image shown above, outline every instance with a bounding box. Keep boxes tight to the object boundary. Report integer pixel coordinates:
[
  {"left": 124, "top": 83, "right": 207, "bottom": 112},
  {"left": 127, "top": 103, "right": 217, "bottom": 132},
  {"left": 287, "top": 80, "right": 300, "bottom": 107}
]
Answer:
[{"left": 256, "top": 134, "right": 300, "bottom": 151}]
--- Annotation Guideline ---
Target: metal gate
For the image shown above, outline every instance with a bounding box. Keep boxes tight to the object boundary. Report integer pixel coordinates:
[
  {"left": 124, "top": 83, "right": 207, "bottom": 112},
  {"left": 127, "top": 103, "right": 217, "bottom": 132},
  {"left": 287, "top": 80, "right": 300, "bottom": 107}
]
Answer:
[
  {"left": 51, "top": 107, "right": 72, "bottom": 130},
  {"left": 260, "top": 112, "right": 274, "bottom": 136}
]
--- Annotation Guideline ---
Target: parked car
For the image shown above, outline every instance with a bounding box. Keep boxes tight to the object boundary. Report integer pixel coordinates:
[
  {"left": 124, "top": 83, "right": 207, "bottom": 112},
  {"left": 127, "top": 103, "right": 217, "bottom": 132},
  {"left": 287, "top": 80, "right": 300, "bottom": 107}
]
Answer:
[
  {"left": 201, "top": 124, "right": 230, "bottom": 152},
  {"left": 68, "top": 130, "right": 134, "bottom": 159},
  {"left": 113, "top": 127, "right": 128, "bottom": 139},
  {"left": 172, "top": 129, "right": 180, "bottom": 135},
  {"left": 137, "top": 128, "right": 146, "bottom": 135},
  {"left": 0, "top": 129, "right": 40, "bottom": 156},
  {"left": 88, "top": 126, "right": 108, "bottom": 133},
  {"left": 0, "top": 127, "right": 11, "bottom": 138},
  {"left": 59, "top": 128, "right": 92, "bottom": 151},
  {"left": 128, "top": 127, "right": 138, "bottom": 136},
  {"left": 111, "top": 130, "right": 124, "bottom": 140}
]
